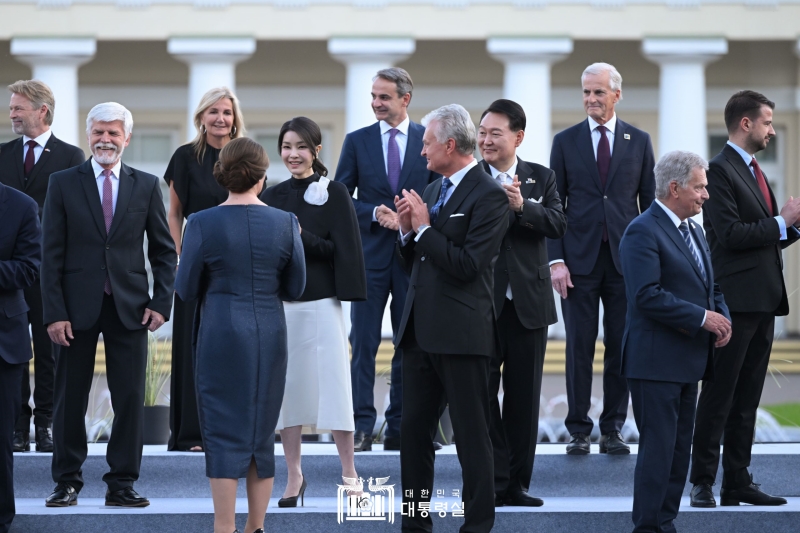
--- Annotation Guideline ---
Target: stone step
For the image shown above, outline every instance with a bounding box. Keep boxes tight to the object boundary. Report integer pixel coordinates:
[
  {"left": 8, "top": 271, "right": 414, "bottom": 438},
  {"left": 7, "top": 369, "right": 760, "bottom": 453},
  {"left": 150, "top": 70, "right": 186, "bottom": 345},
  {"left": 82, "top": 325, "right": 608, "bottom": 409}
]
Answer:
[
  {"left": 11, "top": 497, "right": 800, "bottom": 533},
  {"left": 14, "top": 443, "right": 800, "bottom": 499}
]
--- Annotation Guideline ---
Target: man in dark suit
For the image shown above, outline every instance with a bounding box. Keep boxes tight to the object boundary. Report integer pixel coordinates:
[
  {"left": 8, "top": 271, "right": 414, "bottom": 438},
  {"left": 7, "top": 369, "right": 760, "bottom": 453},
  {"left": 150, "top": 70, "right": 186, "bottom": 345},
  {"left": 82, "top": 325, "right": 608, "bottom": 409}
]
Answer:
[
  {"left": 547, "top": 62, "right": 655, "bottom": 455},
  {"left": 477, "top": 99, "right": 566, "bottom": 507},
  {"left": 394, "top": 104, "right": 508, "bottom": 533},
  {"left": 336, "top": 67, "right": 437, "bottom": 451},
  {"left": 690, "top": 90, "right": 800, "bottom": 507},
  {"left": 1, "top": 80, "right": 85, "bottom": 454},
  {"left": 41, "top": 102, "right": 176, "bottom": 508},
  {"left": 619, "top": 150, "right": 731, "bottom": 533},
  {"left": 0, "top": 182, "right": 42, "bottom": 533}
]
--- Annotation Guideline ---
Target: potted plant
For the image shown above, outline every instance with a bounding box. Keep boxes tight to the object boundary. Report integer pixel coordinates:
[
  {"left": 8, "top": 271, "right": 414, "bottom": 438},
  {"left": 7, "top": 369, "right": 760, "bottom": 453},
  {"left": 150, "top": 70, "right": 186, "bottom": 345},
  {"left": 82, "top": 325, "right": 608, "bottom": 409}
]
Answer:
[{"left": 143, "top": 332, "right": 171, "bottom": 445}]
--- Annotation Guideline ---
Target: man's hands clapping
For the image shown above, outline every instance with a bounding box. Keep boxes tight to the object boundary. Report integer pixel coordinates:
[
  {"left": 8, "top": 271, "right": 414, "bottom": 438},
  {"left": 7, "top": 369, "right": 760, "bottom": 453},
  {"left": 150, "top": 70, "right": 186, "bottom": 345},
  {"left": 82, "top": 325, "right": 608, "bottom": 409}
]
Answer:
[
  {"left": 394, "top": 189, "right": 430, "bottom": 235},
  {"left": 376, "top": 205, "right": 400, "bottom": 231}
]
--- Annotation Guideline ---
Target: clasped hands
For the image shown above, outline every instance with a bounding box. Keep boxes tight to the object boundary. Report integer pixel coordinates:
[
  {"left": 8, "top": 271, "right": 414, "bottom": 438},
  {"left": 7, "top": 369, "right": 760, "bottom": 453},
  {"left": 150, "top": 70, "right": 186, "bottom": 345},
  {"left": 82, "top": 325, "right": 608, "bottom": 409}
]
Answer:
[
  {"left": 47, "top": 308, "right": 166, "bottom": 346},
  {"left": 503, "top": 174, "right": 524, "bottom": 212},
  {"left": 394, "top": 189, "right": 430, "bottom": 236}
]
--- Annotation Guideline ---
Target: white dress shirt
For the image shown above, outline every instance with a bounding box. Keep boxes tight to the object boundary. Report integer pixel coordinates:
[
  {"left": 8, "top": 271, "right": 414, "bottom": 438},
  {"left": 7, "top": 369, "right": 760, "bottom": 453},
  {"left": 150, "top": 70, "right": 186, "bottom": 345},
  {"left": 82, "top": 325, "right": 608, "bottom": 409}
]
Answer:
[
  {"left": 588, "top": 114, "right": 617, "bottom": 159},
  {"left": 22, "top": 129, "right": 53, "bottom": 166},
  {"left": 725, "top": 140, "right": 787, "bottom": 240},
  {"left": 91, "top": 158, "right": 121, "bottom": 215},
  {"left": 372, "top": 116, "right": 411, "bottom": 222},
  {"left": 487, "top": 161, "right": 516, "bottom": 299}
]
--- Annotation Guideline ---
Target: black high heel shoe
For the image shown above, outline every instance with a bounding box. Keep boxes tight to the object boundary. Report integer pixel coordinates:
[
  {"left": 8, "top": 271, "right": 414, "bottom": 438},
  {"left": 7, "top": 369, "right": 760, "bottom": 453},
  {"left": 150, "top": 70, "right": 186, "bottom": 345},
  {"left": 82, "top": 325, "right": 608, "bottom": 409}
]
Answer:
[{"left": 278, "top": 476, "right": 307, "bottom": 508}]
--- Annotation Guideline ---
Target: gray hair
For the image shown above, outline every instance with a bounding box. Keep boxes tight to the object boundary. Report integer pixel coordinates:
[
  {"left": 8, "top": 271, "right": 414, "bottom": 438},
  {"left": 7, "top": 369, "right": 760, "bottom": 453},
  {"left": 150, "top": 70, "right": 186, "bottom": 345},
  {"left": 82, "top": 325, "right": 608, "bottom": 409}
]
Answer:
[
  {"left": 582, "top": 62, "right": 623, "bottom": 96},
  {"left": 654, "top": 150, "right": 709, "bottom": 199},
  {"left": 374, "top": 67, "right": 414, "bottom": 99},
  {"left": 421, "top": 104, "right": 476, "bottom": 156},
  {"left": 86, "top": 102, "right": 133, "bottom": 136}
]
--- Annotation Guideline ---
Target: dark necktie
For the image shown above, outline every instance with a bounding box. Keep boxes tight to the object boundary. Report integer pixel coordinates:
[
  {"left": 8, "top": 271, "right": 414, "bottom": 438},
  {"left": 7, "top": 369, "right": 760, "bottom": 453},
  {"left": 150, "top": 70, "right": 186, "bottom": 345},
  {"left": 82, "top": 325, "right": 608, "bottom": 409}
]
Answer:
[
  {"left": 596, "top": 125, "right": 611, "bottom": 188},
  {"left": 387, "top": 128, "right": 401, "bottom": 193},
  {"left": 429, "top": 178, "right": 453, "bottom": 225},
  {"left": 750, "top": 157, "right": 773, "bottom": 216},
  {"left": 679, "top": 221, "right": 706, "bottom": 282},
  {"left": 24, "top": 140, "right": 37, "bottom": 176},
  {"left": 102, "top": 169, "right": 114, "bottom": 295}
]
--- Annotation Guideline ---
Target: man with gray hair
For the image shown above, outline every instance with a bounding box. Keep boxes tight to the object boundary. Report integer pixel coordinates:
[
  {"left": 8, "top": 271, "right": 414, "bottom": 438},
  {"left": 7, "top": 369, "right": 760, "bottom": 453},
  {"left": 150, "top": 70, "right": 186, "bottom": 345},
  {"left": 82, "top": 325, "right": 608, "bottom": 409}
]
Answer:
[
  {"left": 394, "top": 103, "right": 508, "bottom": 532},
  {"left": 619, "top": 150, "right": 730, "bottom": 533},
  {"left": 41, "top": 102, "right": 176, "bottom": 508},
  {"left": 547, "top": 62, "right": 656, "bottom": 455}
]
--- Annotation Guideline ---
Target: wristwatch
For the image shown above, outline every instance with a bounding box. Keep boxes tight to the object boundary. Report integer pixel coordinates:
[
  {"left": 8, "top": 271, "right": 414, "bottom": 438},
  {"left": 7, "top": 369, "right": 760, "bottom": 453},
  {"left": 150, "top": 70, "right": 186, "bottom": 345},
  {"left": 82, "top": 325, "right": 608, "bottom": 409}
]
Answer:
[{"left": 515, "top": 202, "right": 524, "bottom": 217}]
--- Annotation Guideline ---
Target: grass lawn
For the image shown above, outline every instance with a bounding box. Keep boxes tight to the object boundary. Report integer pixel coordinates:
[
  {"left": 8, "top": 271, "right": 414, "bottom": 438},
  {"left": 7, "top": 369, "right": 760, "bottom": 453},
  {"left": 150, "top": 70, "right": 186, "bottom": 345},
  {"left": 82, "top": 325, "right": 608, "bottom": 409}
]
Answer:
[{"left": 762, "top": 403, "right": 800, "bottom": 427}]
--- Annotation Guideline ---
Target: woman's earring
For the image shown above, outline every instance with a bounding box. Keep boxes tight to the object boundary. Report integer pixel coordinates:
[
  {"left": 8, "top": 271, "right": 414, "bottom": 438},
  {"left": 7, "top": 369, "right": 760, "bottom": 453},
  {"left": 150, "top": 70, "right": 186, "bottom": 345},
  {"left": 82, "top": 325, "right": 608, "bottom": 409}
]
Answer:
[
  {"left": 202, "top": 125, "right": 207, "bottom": 135},
  {"left": 231, "top": 125, "right": 237, "bottom": 137}
]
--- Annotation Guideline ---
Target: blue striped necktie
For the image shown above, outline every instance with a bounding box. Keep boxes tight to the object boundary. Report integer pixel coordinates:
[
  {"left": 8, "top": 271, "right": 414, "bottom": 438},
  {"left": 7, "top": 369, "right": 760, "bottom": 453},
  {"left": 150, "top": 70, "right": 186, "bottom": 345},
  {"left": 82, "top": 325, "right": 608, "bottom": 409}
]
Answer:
[
  {"left": 679, "top": 221, "right": 706, "bottom": 282},
  {"left": 429, "top": 178, "right": 453, "bottom": 225}
]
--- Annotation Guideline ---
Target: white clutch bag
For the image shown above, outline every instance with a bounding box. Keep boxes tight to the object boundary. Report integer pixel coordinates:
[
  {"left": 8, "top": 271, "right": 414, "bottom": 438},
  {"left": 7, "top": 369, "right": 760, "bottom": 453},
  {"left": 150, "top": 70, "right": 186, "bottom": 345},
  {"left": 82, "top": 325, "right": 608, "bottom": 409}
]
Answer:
[{"left": 303, "top": 176, "right": 330, "bottom": 206}]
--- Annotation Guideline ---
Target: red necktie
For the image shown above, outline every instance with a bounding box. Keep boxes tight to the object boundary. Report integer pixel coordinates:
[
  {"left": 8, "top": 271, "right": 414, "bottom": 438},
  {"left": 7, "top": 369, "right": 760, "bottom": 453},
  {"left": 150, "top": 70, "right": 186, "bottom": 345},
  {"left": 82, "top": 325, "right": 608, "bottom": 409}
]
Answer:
[
  {"left": 596, "top": 125, "right": 611, "bottom": 242},
  {"left": 750, "top": 157, "right": 773, "bottom": 216},
  {"left": 102, "top": 170, "right": 114, "bottom": 295},
  {"left": 24, "top": 140, "right": 37, "bottom": 176}
]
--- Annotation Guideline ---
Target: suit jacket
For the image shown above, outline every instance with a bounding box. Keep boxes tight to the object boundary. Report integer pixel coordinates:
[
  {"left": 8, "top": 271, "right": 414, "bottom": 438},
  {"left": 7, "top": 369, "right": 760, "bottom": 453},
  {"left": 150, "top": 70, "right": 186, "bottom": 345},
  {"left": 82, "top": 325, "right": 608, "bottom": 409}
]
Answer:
[
  {"left": 481, "top": 158, "right": 566, "bottom": 330},
  {"left": 619, "top": 202, "right": 729, "bottom": 384},
  {"left": 396, "top": 164, "right": 509, "bottom": 356},
  {"left": 41, "top": 159, "right": 176, "bottom": 331},
  {"left": 547, "top": 118, "right": 655, "bottom": 275},
  {"left": 702, "top": 144, "right": 799, "bottom": 315},
  {"left": 0, "top": 183, "right": 41, "bottom": 364},
  {"left": 0, "top": 134, "right": 85, "bottom": 218},
  {"left": 335, "top": 121, "right": 437, "bottom": 270}
]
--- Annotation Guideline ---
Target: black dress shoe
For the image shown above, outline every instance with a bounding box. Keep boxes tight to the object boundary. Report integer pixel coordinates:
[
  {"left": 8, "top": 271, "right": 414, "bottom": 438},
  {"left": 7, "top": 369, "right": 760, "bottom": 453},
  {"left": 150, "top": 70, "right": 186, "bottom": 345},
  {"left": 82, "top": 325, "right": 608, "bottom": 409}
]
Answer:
[
  {"left": 354, "top": 430, "right": 373, "bottom": 452},
  {"left": 13, "top": 430, "right": 30, "bottom": 452},
  {"left": 503, "top": 491, "right": 544, "bottom": 507},
  {"left": 278, "top": 476, "right": 307, "bottom": 508},
  {"left": 45, "top": 483, "right": 77, "bottom": 507},
  {"left": 105, "top": 487, "right": 150, "bottom": 507},
  {"left": 599, "top": 431, "right": 630, "bottom": 455},
  {"left": 432, "top": 441, "right": 443, "bottom": 451},
  {"left": 566, "top": 433, "right": 590, "bottom": 455},
  {"left": 720, "top": 475, "right": 787, "bottom": 506},
  {"left": 35, "top": 426, "right": 54, "bottom": 453},
  {"left": 690, "top": 483, "right": 716, "bottom": 508},
  {"left": 383, "top": 436, "right": 400, "bottom": 451}
]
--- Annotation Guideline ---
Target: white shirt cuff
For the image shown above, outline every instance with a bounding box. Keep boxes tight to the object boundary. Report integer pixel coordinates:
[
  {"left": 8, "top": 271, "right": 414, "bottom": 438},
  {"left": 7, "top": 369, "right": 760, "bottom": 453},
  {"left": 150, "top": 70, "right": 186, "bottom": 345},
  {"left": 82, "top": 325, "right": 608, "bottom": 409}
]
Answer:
[
  {"left": 400, "top": 229, "right": 414, "bottom": 246},
  {"left": 701, "top": 311, "right": 707, "bottom": 328},
  {"left": 549, "top": 259, "right": 565, "bottom": 266},
  {"left": 414, "top": 226, "right": 430, "bottom": 242},
  {"left": 775, "top": 215, "right": 787, "bottom": 240},
  {"left": 372, "top": 206, "right": 378, "bottom": 223}
]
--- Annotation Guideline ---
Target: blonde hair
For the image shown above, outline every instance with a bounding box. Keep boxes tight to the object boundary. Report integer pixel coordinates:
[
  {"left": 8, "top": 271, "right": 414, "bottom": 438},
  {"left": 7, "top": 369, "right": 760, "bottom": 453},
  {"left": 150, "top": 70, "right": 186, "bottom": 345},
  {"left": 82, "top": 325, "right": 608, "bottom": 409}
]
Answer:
[
  {"left": 190, "top": 87, "right": 246, "bottom": 162},
  {"left": 7, "top": 80, "right": 55, "bottom": 126}
]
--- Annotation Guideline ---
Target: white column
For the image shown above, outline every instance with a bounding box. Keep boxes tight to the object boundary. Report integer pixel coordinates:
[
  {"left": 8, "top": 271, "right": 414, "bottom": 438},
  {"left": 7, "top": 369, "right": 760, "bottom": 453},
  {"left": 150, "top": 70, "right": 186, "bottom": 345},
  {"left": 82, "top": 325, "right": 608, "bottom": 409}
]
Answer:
[
  {"left": 168, "top": 37, "right": 256, "bottom": 142},
  {"left": 328, "top": 38, "right": 415, "bottom": 134},
  {"left": 11, "top": 38, "right": 96, "bottom": 146},
  {"left": 487, "top": 37, "right": 573, "bottom": 166},
  {"left": 643, "top": 38, "right": 728, "bottom": 158}
]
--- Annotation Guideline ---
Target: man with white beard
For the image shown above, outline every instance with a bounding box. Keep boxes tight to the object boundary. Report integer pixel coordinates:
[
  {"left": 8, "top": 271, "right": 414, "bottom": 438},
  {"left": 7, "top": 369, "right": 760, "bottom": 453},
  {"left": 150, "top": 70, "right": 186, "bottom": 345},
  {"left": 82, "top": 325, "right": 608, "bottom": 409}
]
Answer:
[{"left": 41, "top": 102, "right": 176, "bottom": 508}]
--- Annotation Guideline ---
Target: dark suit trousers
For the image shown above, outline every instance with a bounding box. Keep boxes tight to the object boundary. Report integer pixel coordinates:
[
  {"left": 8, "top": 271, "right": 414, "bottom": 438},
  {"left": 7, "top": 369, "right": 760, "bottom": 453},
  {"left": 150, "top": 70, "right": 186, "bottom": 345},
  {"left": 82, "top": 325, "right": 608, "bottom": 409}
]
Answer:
[
  {"left": 350, "top": 259, "right": 408, "bottom": 437},
  {"left": 629, "top": 378, "right": 697, "bottom": 533},
  {"left": 1, "top": 358, "right": 24, "bottom": 533},
  {"left": 489, "top": 298, "right": 546, "bottom": 495},
  {"left": 52, "top": 294, "right": 148, "bottom": 493},
  {"left": 401, "top": 336, "right": 495, "bottom": 533},
  {"left": 690, "top": 312, "right": 774, "bottom": 488},
  {"left": 17, "top": 279, "right": 55, "bottom": 430},
  {"left": 562, "top": 241, "right": 628, "bottom": 435}
]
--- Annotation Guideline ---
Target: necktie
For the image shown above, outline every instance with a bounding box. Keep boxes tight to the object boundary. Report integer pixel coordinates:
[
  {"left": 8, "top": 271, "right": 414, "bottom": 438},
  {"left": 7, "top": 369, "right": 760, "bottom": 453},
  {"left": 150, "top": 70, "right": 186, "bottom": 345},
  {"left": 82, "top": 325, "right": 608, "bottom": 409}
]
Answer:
[
  {"left": 596, "top": 125, "right": 611, "bottom": 188},
  {"left": 24, "top": 140, "right": 37, "bottom": 176},
  {"left": 387, "top": 128, "right": 401, "bottom": 193},
  {"left": 429, "top": 178, "right": 453, "bottom": 225},
  {"left": 496, "top": 172, "right": 509, "bottom": 186},
  {"left": 750, "top": 157, "right": 773, "bottom": 216},
  {"left": 102, "top": 170, "right": 114, "bottom": 295},
  {"left": 679, "top": 221, "right": 706, "bottom": 282}
]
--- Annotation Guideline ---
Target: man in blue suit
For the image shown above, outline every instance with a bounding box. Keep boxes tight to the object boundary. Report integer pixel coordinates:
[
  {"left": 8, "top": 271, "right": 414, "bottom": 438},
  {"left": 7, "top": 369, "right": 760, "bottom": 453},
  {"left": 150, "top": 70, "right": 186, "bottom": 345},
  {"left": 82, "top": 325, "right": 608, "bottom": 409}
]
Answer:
[
  {"left": 335, "top": 67, "right": 437, "bottom": 451},
  {"left": 0, "top": 182, "right": 42, "bottom": 533},
  {"left": 619, "top": 150, "right": 731, "bottom": 533}
]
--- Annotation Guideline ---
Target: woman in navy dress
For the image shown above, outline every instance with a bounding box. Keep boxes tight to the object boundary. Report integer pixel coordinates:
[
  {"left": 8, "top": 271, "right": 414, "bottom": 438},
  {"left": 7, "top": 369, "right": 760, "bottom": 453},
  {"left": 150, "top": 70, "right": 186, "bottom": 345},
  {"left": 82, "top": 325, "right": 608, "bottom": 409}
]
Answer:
[{"left": 175, "top": 137, "right": 305, "bottom": 533}]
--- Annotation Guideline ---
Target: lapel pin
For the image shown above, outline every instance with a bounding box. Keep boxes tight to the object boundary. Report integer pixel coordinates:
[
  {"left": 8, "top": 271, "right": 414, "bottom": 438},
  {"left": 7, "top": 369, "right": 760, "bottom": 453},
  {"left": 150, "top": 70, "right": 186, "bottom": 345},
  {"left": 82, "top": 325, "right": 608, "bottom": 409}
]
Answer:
[
  {"left": 44, "top": 148, "right": 51, "bottom": 152},
  {"left": 624, "top": 134, "right": 631, "bottom": 140},
  {"left": 690, "top": 222, "right": 696, "bottom": 229}
]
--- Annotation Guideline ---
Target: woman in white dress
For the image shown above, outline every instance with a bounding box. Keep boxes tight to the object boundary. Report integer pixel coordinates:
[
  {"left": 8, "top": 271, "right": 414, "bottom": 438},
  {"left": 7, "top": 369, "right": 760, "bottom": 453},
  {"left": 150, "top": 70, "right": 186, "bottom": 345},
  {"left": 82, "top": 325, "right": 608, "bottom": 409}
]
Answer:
[{"left": 260, "top": 117, "right": 367, "bottom": 506}]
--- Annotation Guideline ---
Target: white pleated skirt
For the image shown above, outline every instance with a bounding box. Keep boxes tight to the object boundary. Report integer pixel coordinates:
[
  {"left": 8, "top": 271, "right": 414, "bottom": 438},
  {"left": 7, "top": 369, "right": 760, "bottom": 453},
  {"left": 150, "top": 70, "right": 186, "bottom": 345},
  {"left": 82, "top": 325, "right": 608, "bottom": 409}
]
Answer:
[{"left": 275, "top": 297, "right": 355, "bottom": 432}]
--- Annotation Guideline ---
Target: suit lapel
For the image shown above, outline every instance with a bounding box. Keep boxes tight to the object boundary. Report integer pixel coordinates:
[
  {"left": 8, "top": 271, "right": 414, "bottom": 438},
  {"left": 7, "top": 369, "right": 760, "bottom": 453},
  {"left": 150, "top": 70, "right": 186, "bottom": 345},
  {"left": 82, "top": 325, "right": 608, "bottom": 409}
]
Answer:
[
  {"left": 573, "top": 120, "right": 603, "bottom": 193},
  {"left": 363, "top": 123, "right": 393, "bottom": 195},
  {"left": 604, "top": 119, "right": 632, "bottom": 191},
  {"left": 79, "top": 160, "right": 108, "bottom": 238},
  {"left": 723, "top": 145, "right": 772, "bottom": 218},
  {"left": 480, "top": 160, "right": 515, "bottom": 226},
  {"left": 12, "top": 138, "right": 26, "bottom": 189},
  {"left": 108, "top": 163, "right": 134, "bottom": 239},
  {"left": 0, "top": 184, "right": 9, "bottom": 221},
  {"left": 434, "top": 166, "right": 480, "bottom": 229},
  {"left": 652, "top": 203, "right": 707, "bottom": 286},
  {"left": 396, "top": 123, "right": 422, "bottom": 194},
  {"left": 687, "top": 220, "right": 710, "bottom": 287},
  {"left": 26, "top": 134, "right": 57, "bottom": 190}
]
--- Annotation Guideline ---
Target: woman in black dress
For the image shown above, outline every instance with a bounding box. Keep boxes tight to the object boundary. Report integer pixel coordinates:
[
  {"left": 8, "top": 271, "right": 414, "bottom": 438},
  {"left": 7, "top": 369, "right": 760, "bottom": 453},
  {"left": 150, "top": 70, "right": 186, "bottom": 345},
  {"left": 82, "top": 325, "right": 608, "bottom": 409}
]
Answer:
[{"left": 165, "top": 87, "right": 246, "bottom": 451}]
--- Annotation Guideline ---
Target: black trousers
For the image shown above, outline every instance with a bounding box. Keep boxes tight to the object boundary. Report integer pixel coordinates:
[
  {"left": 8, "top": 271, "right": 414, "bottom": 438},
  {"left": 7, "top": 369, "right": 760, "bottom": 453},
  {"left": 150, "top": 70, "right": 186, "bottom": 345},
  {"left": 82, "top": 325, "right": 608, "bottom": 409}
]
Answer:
[
  {"left": 1, "top": 358, "right": 24, "bottom": 533},
  {"left": 51, "top": 294, "right": 148, "bottom": 493},
  {"left": 17, "top": 279, "right": 55, "bottom": 430},
  {"left": 690, "top": 312, "right": 774, "bottom": 488},
  {"left": 400, "top": 335, "right": 494, "bottom": 533},
  {"left": 629, "top": 378, "right": 697, "bottom": 533},
  {"left": 562, "top": 241, "right": 629, "bottom": 435},
  {"left": 167, "top": 294, "right": 202, "bottom": 451},
  {"left": 488, "top": 298, "right": 547, "bottom": 495}
]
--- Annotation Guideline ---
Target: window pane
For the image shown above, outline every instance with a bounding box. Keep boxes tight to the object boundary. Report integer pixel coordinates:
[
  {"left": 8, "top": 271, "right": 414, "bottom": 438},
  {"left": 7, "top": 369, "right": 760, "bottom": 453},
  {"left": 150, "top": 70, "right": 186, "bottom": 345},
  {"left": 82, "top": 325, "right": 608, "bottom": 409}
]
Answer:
[{"left": 137, "top": 134, "right": 173, "bottom": 162}]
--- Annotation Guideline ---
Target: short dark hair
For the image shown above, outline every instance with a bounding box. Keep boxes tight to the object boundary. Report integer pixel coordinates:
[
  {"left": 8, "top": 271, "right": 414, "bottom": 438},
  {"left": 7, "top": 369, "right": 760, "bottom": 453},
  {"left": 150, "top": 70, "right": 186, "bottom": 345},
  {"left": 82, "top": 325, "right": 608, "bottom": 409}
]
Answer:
[
  {"left": 374, "top": 67, "right": 413, "bottom": 99},
  {"left": 278, "top": 116, "right": 328, "bottom": 177},
  {"left": 213, "top": 137, "right": 269, "bottom": 193},
  {"left": 724, "top": 90, "right": 775, "bottom": 133},
  {"left": 480, "top": 99, "right": 526, "bottom": 132}
]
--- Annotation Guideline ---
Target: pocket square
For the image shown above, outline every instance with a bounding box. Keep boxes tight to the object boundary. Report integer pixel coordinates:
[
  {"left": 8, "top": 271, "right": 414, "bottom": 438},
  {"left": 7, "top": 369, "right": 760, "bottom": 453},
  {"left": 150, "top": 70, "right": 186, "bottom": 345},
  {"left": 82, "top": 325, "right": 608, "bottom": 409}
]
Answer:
[
  {"left": 449, "top": 213, "right": 465, "bottom": 218},
  {"left": 527, "top": 196, "right": 543, "bottom": 204}
]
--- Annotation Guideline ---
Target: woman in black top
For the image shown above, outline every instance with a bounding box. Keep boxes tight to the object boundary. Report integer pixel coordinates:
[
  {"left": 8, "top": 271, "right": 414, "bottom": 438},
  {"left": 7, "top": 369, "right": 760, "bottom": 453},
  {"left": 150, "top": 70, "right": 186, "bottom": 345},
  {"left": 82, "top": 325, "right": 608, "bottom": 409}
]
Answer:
[
  {"left": 165, "top": 87, "right": 246, "bottom": 452},
  {"left": 261, "top": 117, "right": 366, "bottom": 506}
]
